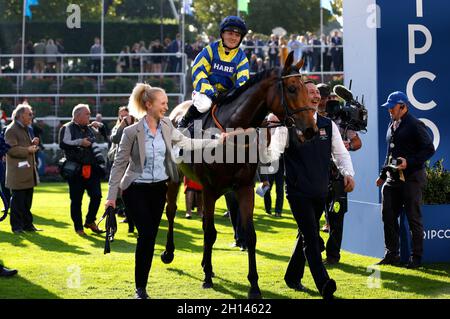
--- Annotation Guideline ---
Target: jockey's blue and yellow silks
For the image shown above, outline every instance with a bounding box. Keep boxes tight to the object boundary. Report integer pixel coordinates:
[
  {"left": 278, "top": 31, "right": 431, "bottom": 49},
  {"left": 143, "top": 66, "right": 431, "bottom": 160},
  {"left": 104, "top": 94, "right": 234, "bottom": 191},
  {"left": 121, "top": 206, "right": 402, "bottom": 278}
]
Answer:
[{"left": 191, "top": 40, "right": 249, "bottom": 99}]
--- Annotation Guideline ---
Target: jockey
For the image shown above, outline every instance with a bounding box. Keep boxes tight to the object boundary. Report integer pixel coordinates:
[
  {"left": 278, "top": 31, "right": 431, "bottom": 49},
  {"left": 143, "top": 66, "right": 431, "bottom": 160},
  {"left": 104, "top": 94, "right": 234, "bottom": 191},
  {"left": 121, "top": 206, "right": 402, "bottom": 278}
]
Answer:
[{"left": 177, "top": 16, "right": 250, "bottom": 129}]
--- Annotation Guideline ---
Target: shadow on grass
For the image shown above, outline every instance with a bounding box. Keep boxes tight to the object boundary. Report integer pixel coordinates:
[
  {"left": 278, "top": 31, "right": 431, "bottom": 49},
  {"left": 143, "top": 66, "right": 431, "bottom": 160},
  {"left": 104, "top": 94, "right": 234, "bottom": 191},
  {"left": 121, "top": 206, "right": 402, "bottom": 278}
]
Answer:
[
  {"left": 79, "top": 232, "right": 137, "bottom": 254},
  {"left": 166, "top": 267, "right": 298, "bottom": 299},
  {"left": 34, "top": 185, "right": 68, "bottom": 194},
  {"left": 0, "top": 274, "right": 60, "bottom": 299},
  {"left": 0, "top": 229, "right": 89, "bottom": 255},
  {"left": 328, "top": 260, "right": 450, "bottom": 297},
  {"left": 32, "top": 214, "right": 71, "bottom": 229}
]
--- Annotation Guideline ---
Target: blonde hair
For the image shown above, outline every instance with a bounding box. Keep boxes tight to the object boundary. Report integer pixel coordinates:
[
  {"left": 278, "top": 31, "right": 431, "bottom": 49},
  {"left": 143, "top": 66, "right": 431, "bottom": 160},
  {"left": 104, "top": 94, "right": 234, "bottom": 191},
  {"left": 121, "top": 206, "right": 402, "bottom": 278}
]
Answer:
[{"left": 128, "top": 83, "right": 166, "bottom": 119}]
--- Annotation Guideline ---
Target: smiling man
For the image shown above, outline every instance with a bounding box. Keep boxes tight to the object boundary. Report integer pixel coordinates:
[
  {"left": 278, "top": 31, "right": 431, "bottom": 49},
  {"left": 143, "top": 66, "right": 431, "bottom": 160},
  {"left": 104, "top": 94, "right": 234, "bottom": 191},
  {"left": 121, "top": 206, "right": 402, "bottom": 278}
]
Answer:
[{"left": 177, "top": 16, "right": 250, "bottom": 129}]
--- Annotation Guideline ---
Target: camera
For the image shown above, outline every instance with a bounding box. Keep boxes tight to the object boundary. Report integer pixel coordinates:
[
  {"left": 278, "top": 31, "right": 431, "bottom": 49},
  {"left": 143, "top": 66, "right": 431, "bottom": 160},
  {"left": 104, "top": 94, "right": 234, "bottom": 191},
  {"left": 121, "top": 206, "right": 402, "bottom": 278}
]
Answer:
[
  {"left": 387, "top": 157, "right": 403, "bottom": 172},
  {"left": 92, "top": 145, "right": 105, "bottom": 165},
  {"left": 326, "top": 84, "right": 368, "bottom": 132}
]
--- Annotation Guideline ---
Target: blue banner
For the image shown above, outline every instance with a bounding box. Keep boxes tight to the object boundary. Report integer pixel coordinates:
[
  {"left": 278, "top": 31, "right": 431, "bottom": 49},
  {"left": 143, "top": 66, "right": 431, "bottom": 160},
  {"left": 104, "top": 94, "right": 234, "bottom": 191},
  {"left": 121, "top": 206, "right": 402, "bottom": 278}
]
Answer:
[
  {"left": 25, "top": 0, "right": 39, "bottom": 18},
  {"left": 377, "top": 0, "right": 450, "bottom": 168}
]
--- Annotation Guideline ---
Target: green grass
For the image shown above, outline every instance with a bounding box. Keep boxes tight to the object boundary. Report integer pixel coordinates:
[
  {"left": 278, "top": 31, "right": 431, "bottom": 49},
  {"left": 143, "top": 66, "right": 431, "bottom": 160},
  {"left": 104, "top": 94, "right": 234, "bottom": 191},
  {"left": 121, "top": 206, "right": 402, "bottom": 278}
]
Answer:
[{"left": 0, "top": 183, "right": 449, "bottom": 299}]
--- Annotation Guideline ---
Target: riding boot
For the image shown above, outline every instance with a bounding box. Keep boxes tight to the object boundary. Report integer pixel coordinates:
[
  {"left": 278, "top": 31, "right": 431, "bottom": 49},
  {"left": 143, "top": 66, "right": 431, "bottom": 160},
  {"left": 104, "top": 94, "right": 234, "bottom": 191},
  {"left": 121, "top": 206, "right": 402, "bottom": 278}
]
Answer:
[{"left": 177, "top": 104, "right": 202, "bottom": 129}]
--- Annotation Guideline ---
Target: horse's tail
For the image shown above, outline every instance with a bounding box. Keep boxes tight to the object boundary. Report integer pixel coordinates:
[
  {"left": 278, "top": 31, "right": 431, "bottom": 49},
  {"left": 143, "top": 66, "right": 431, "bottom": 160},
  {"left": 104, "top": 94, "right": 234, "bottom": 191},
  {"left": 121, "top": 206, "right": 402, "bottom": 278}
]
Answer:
[{"left": 169, "top": 100, "right": 192, "bottom": 125}]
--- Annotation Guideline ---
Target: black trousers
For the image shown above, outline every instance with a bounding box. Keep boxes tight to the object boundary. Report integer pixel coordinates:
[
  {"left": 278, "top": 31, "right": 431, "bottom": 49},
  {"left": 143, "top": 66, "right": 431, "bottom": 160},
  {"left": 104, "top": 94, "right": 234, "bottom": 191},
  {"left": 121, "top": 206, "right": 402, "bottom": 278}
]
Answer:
[
  {"left": 68, "top": 173, "right": 102, "bottom": 231},
  {"left": 324, "top": 179, "right": 348, "bottom": 260},
  {"left": 263, "top": 160, "right": 285, "bottom": 214},
  {"left": 122, "top": 181, "right": 168, "bottom": 289},
  {"left": 225, "top": 191, "right": 246, "bottom": 247},
  {"left": 285, "top": 195, "right": 330, "bottom": 292},
  {"left": 10, "top": 188, "right": 34, "bottom": 231},
  {"left": 381, "top": 169, "right": 426, "bottom": 258}
]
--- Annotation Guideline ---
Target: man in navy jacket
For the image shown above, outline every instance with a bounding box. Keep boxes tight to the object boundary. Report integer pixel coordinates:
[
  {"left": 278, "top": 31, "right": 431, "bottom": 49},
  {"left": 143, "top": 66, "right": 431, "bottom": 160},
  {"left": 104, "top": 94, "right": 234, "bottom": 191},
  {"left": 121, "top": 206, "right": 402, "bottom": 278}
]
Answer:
[{"left": 376, "top": 91, "right": 435, "bottom": 268}]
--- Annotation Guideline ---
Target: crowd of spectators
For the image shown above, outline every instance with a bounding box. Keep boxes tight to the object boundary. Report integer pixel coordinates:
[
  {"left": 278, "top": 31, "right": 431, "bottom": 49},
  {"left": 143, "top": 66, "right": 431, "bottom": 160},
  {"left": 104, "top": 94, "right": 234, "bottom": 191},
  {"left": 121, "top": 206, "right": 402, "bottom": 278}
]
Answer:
[{"left": 1, "top": 30, "right": 343, "bottom": 76}]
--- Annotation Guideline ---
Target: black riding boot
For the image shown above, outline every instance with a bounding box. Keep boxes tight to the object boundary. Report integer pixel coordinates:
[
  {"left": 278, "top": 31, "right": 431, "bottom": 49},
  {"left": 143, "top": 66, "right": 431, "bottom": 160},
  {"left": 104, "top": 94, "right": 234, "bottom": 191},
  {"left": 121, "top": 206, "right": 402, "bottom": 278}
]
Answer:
[{"left": 177, "top": 104, "right": 202, "bottom": 129}]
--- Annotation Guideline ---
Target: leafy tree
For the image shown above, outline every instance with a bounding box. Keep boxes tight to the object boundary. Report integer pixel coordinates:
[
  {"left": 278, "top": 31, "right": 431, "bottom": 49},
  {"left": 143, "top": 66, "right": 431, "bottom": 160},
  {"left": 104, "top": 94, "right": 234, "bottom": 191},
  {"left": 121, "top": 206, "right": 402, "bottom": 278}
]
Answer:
[
  {"left": 192, "top": 0, "right": 237, "bottom": 35},
  {"left": 331, "top": 0, "right": 343, "bottom": 17},
  {"left": 246, "top": 0, "right": 332, "bottom": 35},
  {"left": 0, "top": 0, "right": 100, "bottom": 21},
  {"left": 192, "top": 0, "right": 332, "bottom": 36}
]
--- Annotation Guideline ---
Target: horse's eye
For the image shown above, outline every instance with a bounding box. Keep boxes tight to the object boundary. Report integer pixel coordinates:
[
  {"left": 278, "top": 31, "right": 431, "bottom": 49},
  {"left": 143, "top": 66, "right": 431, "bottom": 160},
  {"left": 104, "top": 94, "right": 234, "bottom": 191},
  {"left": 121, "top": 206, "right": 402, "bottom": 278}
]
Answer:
[{"left": 287, "top": 86, "right": 296, "bottom": 93}]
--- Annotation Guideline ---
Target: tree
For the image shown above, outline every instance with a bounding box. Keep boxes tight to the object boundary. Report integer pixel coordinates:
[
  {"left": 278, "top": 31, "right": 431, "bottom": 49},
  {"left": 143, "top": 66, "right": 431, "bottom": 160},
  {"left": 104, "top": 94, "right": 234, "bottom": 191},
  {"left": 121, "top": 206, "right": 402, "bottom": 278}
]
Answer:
[
  {"left": 0, "top": 0, "right": 104, "bottom": 21},
  {"left": 246, "top": 0, "right": 331, "bottom": 35},
  {"left": 331, "top": 0, "right": 343, "bottom": 17},
  {"left": 192, "top": 0, "right": 237, "bottom": 35}
]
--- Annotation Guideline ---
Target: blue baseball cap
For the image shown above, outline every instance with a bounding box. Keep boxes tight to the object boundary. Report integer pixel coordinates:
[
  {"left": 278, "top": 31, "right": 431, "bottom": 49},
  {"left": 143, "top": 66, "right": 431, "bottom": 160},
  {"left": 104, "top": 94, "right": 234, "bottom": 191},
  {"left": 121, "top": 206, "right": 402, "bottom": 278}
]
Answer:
[{"left": 382, "top": 91, "right": 409, "bottom": 109}]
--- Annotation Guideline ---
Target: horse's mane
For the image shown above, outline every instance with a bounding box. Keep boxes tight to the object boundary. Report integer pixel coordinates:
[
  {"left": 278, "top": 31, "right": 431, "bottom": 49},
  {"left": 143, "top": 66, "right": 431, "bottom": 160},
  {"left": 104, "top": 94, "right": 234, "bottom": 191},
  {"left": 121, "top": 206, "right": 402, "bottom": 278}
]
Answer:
[{"left": 215, "top": 68, "right": 275, "bottom": 106}]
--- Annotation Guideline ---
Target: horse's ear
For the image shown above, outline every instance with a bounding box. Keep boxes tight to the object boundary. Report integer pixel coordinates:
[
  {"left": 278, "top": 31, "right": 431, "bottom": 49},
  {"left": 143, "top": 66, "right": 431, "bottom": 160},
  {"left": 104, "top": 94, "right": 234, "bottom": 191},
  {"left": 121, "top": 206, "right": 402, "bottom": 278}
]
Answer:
[
  {"left": 295, "top": 57, "right": 305, "bottom": 71},
  {"left": 283, "top": 51, "right": 294, "bottom": 73}
]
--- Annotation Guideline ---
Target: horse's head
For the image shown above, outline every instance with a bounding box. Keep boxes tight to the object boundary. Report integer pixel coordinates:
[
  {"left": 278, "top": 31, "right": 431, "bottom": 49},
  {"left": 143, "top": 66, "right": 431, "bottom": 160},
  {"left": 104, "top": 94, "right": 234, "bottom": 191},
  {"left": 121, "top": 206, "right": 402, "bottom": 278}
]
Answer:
[{"left": 267, "top": 52, "right": 318, "bottom": 142}]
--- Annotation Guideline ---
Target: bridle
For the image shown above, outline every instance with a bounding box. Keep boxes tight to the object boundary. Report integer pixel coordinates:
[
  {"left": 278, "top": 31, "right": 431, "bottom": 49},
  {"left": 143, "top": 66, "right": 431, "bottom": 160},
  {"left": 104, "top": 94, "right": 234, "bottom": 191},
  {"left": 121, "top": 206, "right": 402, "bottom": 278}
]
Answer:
[
  {"left": 278, "top": 72, "right": 316, "bottom": 129},
  {"left": 263, "top": 71, "right": 316, "bottom": 130}
]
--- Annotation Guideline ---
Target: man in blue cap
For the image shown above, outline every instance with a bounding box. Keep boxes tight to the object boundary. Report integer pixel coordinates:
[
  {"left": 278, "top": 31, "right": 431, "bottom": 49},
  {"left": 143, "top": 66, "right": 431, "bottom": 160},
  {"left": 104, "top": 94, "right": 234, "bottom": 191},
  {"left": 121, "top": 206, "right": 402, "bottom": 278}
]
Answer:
[{"left": 376, "top": 91, "right": 435, "bottom": 268}]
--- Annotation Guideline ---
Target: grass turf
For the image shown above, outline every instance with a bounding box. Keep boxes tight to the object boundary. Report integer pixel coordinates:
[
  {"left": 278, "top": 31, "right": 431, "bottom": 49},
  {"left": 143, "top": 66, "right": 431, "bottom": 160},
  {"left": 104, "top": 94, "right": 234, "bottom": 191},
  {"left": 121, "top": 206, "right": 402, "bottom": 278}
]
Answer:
[{"left": 0, "top": 182, "right": 448, "bottom": 299}]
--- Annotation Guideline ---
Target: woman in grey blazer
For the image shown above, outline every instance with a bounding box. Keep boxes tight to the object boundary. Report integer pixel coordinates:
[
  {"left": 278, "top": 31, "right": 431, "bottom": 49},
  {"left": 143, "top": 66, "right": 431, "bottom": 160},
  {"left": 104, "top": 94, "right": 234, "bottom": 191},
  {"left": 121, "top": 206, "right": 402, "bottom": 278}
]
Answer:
[{"left": 105, "top": 83, "right": 223, "bottom": 299}]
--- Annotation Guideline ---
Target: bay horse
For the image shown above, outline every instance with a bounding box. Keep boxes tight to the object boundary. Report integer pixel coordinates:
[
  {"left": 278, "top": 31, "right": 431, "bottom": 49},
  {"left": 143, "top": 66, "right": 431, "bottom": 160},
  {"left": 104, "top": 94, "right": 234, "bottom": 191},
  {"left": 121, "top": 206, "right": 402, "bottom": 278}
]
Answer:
[{"left": 162, "top": 52, "right": 317, "bottom": 299}]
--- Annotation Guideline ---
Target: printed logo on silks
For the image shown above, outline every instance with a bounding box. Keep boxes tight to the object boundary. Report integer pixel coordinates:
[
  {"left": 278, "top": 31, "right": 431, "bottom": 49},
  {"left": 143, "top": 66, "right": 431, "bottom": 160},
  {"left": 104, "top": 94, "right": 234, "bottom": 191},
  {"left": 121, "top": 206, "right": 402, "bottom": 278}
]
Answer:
[
  {"left": 319, "top": 128, "right": 328, "bottom": 140},
  {"left": 333, "top": 201, "right": 341, "bottom": 213},
  {"left": 211, "top": 60, "right": 237, "bottom": 77}
]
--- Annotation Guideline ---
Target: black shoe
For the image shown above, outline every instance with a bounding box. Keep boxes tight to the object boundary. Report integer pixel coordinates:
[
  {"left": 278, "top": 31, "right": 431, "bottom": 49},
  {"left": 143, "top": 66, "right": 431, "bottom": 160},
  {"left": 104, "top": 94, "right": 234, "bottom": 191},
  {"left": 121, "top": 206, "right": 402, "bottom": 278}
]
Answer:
[
  {"left": 135, "top": 287, "right": 149, "bottom": 299},
  {"left": 321, "top": 278, "right": 337, "bottom": 300},
  {"left": 324, "top": 257, "right": 340, "bottom": 265},
  {"left": 376, "top": 255, "right": 400, "bottom": 265},
  {"left": 240, "top": 245, "right": 247, "bottom": 252},
  {"left": 285, "top": 280, "right": 306, "bottom": 291},
  {"left": 24, "top": 225, "right": 42, "bottom": 232},
  {"left": 406, "top": 256, "right": 422, "bottom": 269},
  {"left": 0, "top": 266, "right": 18, "bottom": 277},
  {"left": 177, "top": 104, "right": 202, "bottom": 129},
  {"left": 265, "top": 209, "right": 272, "bottom": 215}
]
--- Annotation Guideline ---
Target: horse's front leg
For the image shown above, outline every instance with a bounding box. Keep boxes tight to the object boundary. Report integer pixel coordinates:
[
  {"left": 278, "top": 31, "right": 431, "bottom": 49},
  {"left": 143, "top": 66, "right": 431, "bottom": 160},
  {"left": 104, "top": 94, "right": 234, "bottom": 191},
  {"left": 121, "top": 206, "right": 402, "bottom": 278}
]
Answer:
[
  {"left": 201, "top": 189, "right": 217, "bottom": 289},
  {"left": 236, "top": 186, "right": 261, "bottom": 299},
  {"left": 161, "top": 180, "right": 180, "bottom": 264}
]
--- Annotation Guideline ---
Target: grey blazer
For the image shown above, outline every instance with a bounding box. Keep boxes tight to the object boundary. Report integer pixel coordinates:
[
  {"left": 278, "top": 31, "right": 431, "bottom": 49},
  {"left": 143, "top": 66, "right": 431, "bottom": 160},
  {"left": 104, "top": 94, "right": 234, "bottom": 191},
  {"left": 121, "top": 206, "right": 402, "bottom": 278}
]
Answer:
[{"left": 107, "top": 116, "right": 218, "bottom": 201}]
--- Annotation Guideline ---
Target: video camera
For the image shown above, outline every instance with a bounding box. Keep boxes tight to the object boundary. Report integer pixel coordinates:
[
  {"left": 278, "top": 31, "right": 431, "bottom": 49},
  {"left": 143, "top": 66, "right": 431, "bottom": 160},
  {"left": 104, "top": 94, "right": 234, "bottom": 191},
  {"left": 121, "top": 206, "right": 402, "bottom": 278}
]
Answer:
[{"left": 325, "top": 82, "right": 368, "bottom": 132}]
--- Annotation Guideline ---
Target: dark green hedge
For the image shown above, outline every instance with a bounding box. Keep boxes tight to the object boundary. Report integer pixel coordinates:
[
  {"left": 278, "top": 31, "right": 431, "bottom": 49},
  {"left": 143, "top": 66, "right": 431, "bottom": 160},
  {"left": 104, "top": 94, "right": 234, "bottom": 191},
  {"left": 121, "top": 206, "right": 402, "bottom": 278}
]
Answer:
[
  {"left": 22, "top": 78, "right": 53, "bottom": 93},
  {"left": 61, "top": 77, "right": 95, "bottom": 94},
  {"left": 424, "top": 159, "right": 450, "bottom": 204},
  {"left": 0, "top": 77, "right": 14, "bottom": 94}
]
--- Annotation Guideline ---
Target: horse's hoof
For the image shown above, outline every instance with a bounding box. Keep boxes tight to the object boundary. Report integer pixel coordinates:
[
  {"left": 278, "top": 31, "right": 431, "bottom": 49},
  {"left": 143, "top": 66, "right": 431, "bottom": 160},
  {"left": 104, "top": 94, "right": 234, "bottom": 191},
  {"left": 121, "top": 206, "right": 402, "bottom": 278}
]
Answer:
[
  {"left": 160, "top": 251, "right": 174, "bottom": 264},
  {"left": 202, "top": 282, "right": 214, "bottom": 289},
  {"left": 248, "top": 289, "right": 262, "bottom": 299}
]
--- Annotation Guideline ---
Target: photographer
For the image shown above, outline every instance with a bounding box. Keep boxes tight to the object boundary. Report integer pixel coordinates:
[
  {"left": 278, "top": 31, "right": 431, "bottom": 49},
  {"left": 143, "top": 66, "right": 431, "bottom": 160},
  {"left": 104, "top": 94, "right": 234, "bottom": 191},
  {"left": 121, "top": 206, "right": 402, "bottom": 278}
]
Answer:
[
  {"left": 107, "top": 106, "right": 135, "bottom": 233},
  {"left": 318, "top": 83, "right": 363, "bottom": 265},
  {"left": 376, "top": 91, "right": 435, "bottom": 268},
  {"left": 59, "top": 104, "right": 105, "bottom": 236}
]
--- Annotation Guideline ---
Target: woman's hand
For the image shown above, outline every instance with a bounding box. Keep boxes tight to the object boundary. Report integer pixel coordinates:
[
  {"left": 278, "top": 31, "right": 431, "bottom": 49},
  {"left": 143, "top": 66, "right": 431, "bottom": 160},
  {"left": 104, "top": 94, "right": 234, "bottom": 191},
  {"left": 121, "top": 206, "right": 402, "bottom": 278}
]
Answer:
[{"left": 105, "top": 199, "right": 116, "bottom": 209}]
